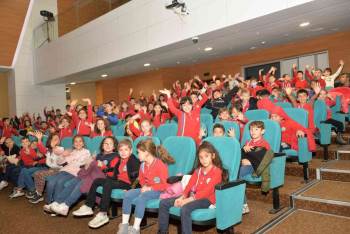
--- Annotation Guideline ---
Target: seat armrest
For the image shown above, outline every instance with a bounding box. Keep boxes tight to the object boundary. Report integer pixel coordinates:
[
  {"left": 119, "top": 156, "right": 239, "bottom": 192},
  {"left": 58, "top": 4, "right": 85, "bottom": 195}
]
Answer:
[
  {"left": 215, "top": 179, "right": 245, "bottom": 190},
  {"left": 167, "top": 175, "right": 183, "bottom": 184},
  {"left": 274, "top": 152, "right": 286, "bottom": 157}
]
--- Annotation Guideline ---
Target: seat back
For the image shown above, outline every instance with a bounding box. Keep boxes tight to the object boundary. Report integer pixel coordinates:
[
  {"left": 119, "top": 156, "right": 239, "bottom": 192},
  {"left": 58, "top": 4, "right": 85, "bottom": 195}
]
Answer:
[
  {"left": 42, "top": 135, "right": 48, "bottom": 146},
  {"left": 133, "top": 136, "right": 161, "bottom": 157},
  {"left": 200, "top": 114, "right": 214, "bottom": 133},
  {"left": 245, "top": 109, "right": 269, "bottom": 121},
  {"left": 275, "top": 102, "right": 292, "bottom": 109},
  {"left": 83, "top": 136, "right": 92, "bottom": 153},
  {"left": 209, "top": 121, "right": 240, "bottom": 141},
  {"left": 204, "top": 137, "right": 241, "bottom": 181},
  {"left": 11, "top": 135, "right": 23, "bottom": 147},
  {"left": 61, "top": 137, "right": 73, "bottom": 149},
  {"left": 163, "top": 136, "right": 196, "bottom": 176},
  {"left": 155, "top": 123, "right": 178, "bottom": 142},
  {"left": 313, "top": 100, "right": 328, "bottom": 129},
  {"left": 89, "top": 136, "right": 105, "bottom": 155},
  {"left": 331, "top": 95, "right": 342, "bottom": 113},
  {"left": 115, "top": 136, "right": 133, "bottom": 144},
  {"left": 200, "top": 107, "right": 212, "bottom": 115},
  {"left": 115, "top": 123, "right": 126, "bottom": 136},
  {"left": 284, "top": 108, "right": 308, "bottom": 128}
]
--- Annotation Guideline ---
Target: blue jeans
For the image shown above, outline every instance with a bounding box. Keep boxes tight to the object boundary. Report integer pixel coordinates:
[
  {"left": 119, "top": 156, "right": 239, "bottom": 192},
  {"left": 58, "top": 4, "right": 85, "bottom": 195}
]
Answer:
[
  {"left": 158, "top": 197, "right": 211, "bottom": 234},
  {"left": 55, "top": 177, "right": 82, "bottom": 207},
  {"left": 45, "top": 171, "right": 75, "bottom": 203},
  {"left": 4, "top": 164, "right": 21, "bottom": 186},
  {"left": 239, "top": 165, "right": 254, "bottom": 203},
  {"left": 17, "top": 167, "right": 46, "bottom": 191},
  {"left": 122, "top": 188, "right": 161, "bottom": 219}
]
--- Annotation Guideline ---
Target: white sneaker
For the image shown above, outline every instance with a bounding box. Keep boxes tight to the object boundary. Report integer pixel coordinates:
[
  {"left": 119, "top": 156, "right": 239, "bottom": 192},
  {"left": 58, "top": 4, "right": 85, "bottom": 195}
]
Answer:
[
  {"left": 51, "top": 203, "right": 69, "bottom": 216},
  {"left": 0, "top": 181, "right": 8, "bottom": 190},
  {"left": 73, "top": 205, "right": 94, "bottom": 217},
  {"left": 43, "top": 202, "right": 58, "bottom": 213},
  {"left": 9, "top": 189, "right": 25, "bottom": 199},
  {"left": 88, "top": 212, "right": 109, "bottom": 228},
  {"left": 242, "top": 203, "right": 250, "bottom": 215}
]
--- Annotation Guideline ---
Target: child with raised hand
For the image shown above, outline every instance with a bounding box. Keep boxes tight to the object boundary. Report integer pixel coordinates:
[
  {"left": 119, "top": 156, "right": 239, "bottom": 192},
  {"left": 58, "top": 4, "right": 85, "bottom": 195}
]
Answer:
[
  {"left": 151, "top": 102, "right": 170, "bottom": 128},
  {"left": 43, "top": 135, "right": 90, "bottom": 214},
  {"left": 58, "top": 117, "right": 74, "bottom": 139},
  {"left": 157, "top": 141, "right": 225, "bottom": 234},
  {"left": 160, "top": 88, "right": 207, "bottom": 144},
  {"left": 322, "top": 60, "right": 344, "bottom": 89},
  {"left": 70, "top": 98, "right": 93, "bottom": 136},
  {"left": 1, "top": 118, "right": 19, "bottom": 138},
  {"left": 239, "top": 121, "right": 271, "bottom": 214},
  {"left": 29, "top": 131, "right": 65, "bottom": 203},
  {"left": 128, "top": 118, "right": 153, "bottom": 138},
  {"left": 9, "top": 137, "right": 46, "bottom": 199},
  {"left": 212, "top": 123, "right": 235, "bottom": 138},
  {"left": 117, "top": 139, "right": 174, "bottom": 234},
  {"left": 0, "top": 137, "right": 21, "bottom": 190},
  {"left": 73, "top": 139, "right": 140, "bottom": 229},
  {"left": 90, "top": 118, "right": 113, "bottom": 138}
]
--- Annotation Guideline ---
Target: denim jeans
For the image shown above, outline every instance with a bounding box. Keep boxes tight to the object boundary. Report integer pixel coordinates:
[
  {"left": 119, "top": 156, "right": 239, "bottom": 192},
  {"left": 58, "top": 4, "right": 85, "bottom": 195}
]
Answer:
[
  {"left": 158, "top": 197, "right": 211, "bottom": 234},
  {"left": 55, "top": 177, "right": 82, "bottom": 207},
  {"left": 17, "top": 167, "right": 46, "bottom": 191},
  {"left": 239, "top": 165, "right": 254, "bottom": 203},
  {"left": 122, "top": 188, "right": 161, "bottom": 219},
  {"left": 4, "top": 164, "right": 21, "bottom": 186},
  {"left": 45, "top": 171, "right": 75, "bottom": 203}
]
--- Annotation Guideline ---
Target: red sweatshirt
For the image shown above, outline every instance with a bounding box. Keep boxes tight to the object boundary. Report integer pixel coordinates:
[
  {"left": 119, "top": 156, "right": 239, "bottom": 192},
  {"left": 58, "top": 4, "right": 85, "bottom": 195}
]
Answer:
[
  {"left": 90, "top": 130, "right": 113, "bottom": 138},
  {"left": 305, "top": 69, "right": 326, "bottom": 88},
  {"left": 244, "top": 138, "right": 270, "bottom": 150},
  {"left": 183, "top": 166, "right": 222, "bottom": 204},
  {"left": 20, "top": 148, "right": 45, "bottom": 167},
  {"left": 297, "top": 103, "right": 316, "bottom": 133},
  {"left": 129, "top": 121, "right": 152, "bottom": 138},
  {"left": 153, "top": 113, "right": 170, "bottom": 128},
  {"left": 1, "top": 125, "right": 19, "bottom": 138},
  {"left": 139, "top": 158, "right": 169, "bottom": 191},
  {"left": 167, "top": 94, "right": 208, "bottom": 144},
  {"left": 59, "top": 126, "right": 74, "bottom": 139},
  {"left": 71, "top": 105, "right": 93, "bottom": 136}
]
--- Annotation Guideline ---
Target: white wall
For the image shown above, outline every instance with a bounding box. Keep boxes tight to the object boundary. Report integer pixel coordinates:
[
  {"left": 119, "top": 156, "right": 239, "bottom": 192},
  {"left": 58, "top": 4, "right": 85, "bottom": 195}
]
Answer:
[
  {"left": 34, "top": 0, "right": 312, "bottom": 84},
  {"left": 9, "top": 0, "right": 66, "bottom": 116}
]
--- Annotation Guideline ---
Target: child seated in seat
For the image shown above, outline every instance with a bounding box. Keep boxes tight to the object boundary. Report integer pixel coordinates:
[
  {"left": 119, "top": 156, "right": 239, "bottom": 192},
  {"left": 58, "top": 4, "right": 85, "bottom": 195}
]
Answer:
[
  {"left": 239, "top": 121, "right": 271, "bottom": 214},
  {"left": 157, "top": 141, "right": 226, "bottom": 234},
  {"left": 231, "top": 102, "right": 248, "bottom": 137},
  {"left": 117, "top": 139, "right": 174, "bottom": 234},
  {"left": 217, "top": 108, "right": 231, "bottom": 122},
  {"left": 0, "top": 137, "right": 21, "bottom": 190},
  {"left": 73, "top": 139, "right": 140, "bottom": 229}
]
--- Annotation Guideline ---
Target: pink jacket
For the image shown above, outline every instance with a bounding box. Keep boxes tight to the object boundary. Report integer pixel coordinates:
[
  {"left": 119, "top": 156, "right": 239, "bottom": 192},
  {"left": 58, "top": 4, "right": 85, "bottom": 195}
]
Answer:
[{"left": 60, "top": 148, "right": 90, "bottom": 176}]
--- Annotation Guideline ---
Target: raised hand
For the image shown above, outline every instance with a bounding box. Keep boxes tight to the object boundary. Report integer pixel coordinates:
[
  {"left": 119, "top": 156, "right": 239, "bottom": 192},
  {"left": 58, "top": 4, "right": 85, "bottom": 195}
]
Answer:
[
  {"left": 33, "top": 130, "right": 43, "bottom": 141},
  {"left": 82, "top": 98, "right": 91, "bottom": 105},
  {"left": 284, "top": 86, "right": 293, "bottom": 96},
  {"left": 340, "top": 60, "right": 344, "bottom": 66},
  {"left": 313, "top": 82, "right": 321, "bottom": 94},
  {"left": 159, "top": 89, "right": 171, "bottom": 98},
  {"left": 227, "top": 128, "right": 235, "bottom": 138},
  {"left": 129, "top": 88, "right": 133, "bottom": 95},
  {"left": 70, "top": 99, "right": 78, "bottom": 107}
]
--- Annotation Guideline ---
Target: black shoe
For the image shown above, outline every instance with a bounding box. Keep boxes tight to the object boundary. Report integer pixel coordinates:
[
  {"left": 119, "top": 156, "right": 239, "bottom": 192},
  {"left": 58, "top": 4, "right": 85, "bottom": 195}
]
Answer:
[
  {"left": 29, "top": 192, "right": 44, "bottom": 204},
  {"left": 25, "top": 190, "right": 37, "bottom": 199},
  {"left": 336, "top": 133, "right": 347, "bottom": 145}
]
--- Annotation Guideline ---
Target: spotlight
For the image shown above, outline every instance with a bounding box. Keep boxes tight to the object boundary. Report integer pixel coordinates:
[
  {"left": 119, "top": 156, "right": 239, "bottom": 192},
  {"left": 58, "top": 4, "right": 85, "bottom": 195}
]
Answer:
[{"left": 40, "top": 10, "right": 55, "bottom": 21}]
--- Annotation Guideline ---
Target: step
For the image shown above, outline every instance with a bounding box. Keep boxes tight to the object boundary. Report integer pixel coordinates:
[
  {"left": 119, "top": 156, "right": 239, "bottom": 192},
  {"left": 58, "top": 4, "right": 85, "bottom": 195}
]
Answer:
[
  {"left": 246, "top": 176, "right": 312, "bottom": 208},
  {"left": 258, "top": 209, "right": 350, "bottom": 234},
  {"left": 314, "top": 144, "right": 350, "bottom": 161},
  {"left": 285, "top": 158, "right": 326, "bottom": 179},
  {"left": 292, "top": 180, "right": 350, "bottom": 217},
  {"left": 318, "top": 160, "right": 350, "bottom": 182}
]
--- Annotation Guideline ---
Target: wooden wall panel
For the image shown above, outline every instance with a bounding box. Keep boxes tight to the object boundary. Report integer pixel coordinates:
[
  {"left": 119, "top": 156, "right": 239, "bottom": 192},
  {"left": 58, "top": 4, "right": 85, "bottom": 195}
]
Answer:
[
  {"left": 0, "top": 0, "right": 29, "bottom": 66},
  {"left": 95, "top": 30, "right": 350, "bottom": 103},
  {"left": 0, "top": 73, "right": 9, "bottom": 117}
]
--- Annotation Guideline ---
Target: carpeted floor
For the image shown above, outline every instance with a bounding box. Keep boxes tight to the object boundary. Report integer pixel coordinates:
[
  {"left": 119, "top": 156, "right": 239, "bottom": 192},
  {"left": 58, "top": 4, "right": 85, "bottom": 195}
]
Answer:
[
  {"left": 301, "top": 180, "right": 350, "bottom": 202},
  {"left": 324, "top": 160, "right": 350, "bottom": 170},
  {"left": 0, "top": 186, "right": 282, "bottom": 234},
  {"left": 266, "top": 209, "right": 350, "bottom": 234}
]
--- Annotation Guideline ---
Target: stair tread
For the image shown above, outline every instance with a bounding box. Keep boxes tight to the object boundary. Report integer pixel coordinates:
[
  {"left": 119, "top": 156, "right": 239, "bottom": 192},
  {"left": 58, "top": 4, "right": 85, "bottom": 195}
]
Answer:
[
  {"left": 321, "top": 160, "right": 350, "bottom": 171},
  {"left": 299, "top": 180, "right": 350, "bottom": 203}
]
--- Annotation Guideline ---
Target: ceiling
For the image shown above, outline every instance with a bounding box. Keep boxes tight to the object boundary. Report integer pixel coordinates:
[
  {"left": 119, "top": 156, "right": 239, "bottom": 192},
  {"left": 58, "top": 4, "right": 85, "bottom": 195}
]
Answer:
[{"left": 46, "top": 0, "right": 350, "bottom": 85}]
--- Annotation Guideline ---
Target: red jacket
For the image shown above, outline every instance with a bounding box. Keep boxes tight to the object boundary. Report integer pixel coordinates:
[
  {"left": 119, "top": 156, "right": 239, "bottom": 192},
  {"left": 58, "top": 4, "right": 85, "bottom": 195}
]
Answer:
[
  {"left": 305, "top": 69, "right": 326, "bottom": 88},
  {"left": 139, "top": 158, "right": 169, "bottom": 191},
  {"left": 90, "top": 130, "right": 113, "bottom": 138},
  {"left": 1, "top": 125, "right": 18, "bottom": 138},
  {"left": 129, "top": 121, "right": 152, "bottom": 138},
  {"left": 153, "top": 113, "right": 170, "bottom": 128},
  {"left": 20, "top": 148, "right": 45, "bottom": 167},
  {"left": 183, "top": 166, "right": 222, "bottom": 204},
  {"left": 59, "top": 126, "right": 74, "bottom": 139},
  {"left": 167, "top": 94, "right": 208, "bottom": 145},
  {"left": 297, "top": 103, "right": 315, "bottom": 133},
  {"left": 71, "top": 105, "right": 93, "bottom": 136}
]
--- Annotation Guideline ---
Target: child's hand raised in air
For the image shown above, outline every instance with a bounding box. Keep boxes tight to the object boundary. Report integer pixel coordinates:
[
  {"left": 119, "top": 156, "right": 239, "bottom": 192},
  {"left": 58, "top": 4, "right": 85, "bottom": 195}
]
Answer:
[
  {"left": 227, "top": 128, "right": 235, "bottom": 138},
  {"left": 159, "top": 89, "right": 171, "bottom": 98},
  {"left": 296, "top": 130, "right": 305, "bottom": 138},
  {"left": 82, "top": 98, "right": 91, "bottom": 105}
]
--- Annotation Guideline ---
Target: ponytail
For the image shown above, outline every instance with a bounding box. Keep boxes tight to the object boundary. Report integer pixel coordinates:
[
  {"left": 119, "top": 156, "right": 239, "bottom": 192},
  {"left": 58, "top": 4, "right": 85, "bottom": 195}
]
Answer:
[{"left": 156, "top": 145, "right": 175, "bottom": 164}]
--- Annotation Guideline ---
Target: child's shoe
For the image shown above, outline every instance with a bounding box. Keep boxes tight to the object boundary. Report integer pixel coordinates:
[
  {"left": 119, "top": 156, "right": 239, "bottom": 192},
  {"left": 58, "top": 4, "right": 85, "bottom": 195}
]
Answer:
[
  {"left": 25, "top": 190, "right": 36, "bottom": 199},
  {"left": 129, "top": 227, "right": 140, "bottom": 234},
  {"left": 51, "top": 203, "right": 69, "bottom": 216},
  {"left": 73, "top": 205, "right": 94, "bottom": 217},
  {"left": 117, "top": 223, "right": 129, "bottom": 234},
  {"left": 9, "top": 188, "right": 25, "bottom": 199},
  {"left": 88, "top": 212, "right": 109, "bottom": 228},
  {"left": 242, "top": 203, "right": 250, "bottom": 215},
  {"left": 29, "top": 192, "right": 44, "bottom": 204},
  {"left": 0, "top": 180, "right": 8, "bottom": 190}
]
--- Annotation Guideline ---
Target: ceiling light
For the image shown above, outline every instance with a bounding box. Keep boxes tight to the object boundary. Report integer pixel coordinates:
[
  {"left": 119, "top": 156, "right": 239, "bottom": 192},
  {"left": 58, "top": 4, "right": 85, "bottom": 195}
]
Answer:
[
  {"left": 204, "top": 47, "right": 213, "bottom": 51},
  {"left": 176, "top": 61, "right": 181, "bottom": 64},
  {"left": 101, "top": 74, "right": 108, "bottom": 78},
  {"left": 299, "top": 22, "right": 310, "bottom": 27},
  {"left": 261, "top": 41, "right": 266, "bottom": 44},
  {"left": 144, "top": 63, "right": 151, "bottom": 67},
  {"left": 250, "top": 46, "right": 256, "bottom": 50},
  {"left": 70, "top": 82, "right": 76, "bottom": 85}
]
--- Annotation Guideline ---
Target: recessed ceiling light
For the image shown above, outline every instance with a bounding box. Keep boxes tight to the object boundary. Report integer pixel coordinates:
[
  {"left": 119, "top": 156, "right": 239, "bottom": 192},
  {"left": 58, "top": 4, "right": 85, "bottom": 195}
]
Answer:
[
  {"left": 204, "top": 47, "right": 213, "bottom": 51},
  {"left": 250, "top": 46, "right": 256, "bottom": 50},
  {"left": 144, "top": 63, "right": 151, "bottom": 67},
  {"left": 299, "top": 22, "right": 310, "bottom": 27},
  {"left": 176, "top": 61, "right": 181, "bottom": 64},
  {"left": 261, "top": 41, "right": 266, "bottom": 44},
  {"left": 310, "top": 27, "right": 324, "bottom": 32},
  {"left": 70, "top": 82, "right": 76, "bottom": 85},
  {"left": 101, "top": 74, "right": 108, "bottom": 78}
]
